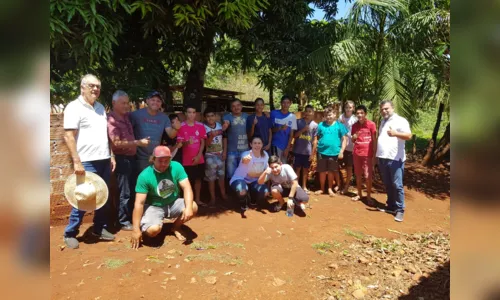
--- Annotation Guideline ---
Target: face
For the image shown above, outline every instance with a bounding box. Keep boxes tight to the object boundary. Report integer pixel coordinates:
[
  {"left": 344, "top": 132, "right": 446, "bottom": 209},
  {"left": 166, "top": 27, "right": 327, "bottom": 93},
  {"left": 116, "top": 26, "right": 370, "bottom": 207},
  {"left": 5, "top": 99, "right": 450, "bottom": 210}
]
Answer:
[
  {"left": 112, "top": 96, "right": 130, "bottom": 115},
  {"left": 146, "top": 96, "right": 162, "bottom": 111},
  {"left": 305, "top": 107, "right": 314, "bottom": 118},
  {"left": 355, "top": 109, "right": 366, "bottom": 121},
  {"left": 281, "top": 99, "right": 291, "bottom": 111},
  {"left": 344, "top": 103, "right": 354, "bottom": 116},
  {"left": 255, "top": 100, "right": 264, "bottom": 113},
  {"left": 171, "top": 117, "right": 181, "bottom": 130},
  {"left": 251, "top": 138, "right": 263, "bottom": 152},
  {"left": 81, "top": 76, "right": 101, "bottom": 102},
  {"left": 325, "top": 112, "right": 335, "bottom": 123},
  {"left": 270, "top": 162, "right": 282, "bottom": 175},
  {"left": 154, "top": 156, "right": 171, "bottom": 172},
  {"left": 205, "top": 112, "right": 216, "bottom": 125},
  {"left": 231, "top": 101, "right": 242, "bottom": 114},
  {"left": 380, "top": 103, "right": 394, "bottom": 119},
  {"left": 186, "top": 108, "right": 197, "bottom": 121}
]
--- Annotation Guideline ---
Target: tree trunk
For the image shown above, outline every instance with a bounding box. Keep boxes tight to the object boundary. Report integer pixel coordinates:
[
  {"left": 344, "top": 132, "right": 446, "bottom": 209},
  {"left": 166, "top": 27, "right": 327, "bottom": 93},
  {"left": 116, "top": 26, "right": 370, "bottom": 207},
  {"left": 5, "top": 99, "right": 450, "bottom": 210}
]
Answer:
[
  {"left": 422, "top": 84, "right": 444, "bottom": 166},
  {"left": 269, "top": 84, "right": 275, "bottom": 111},
  {"left": 431, "top": 122, "right": 450, "bottom": 164},
  {"left": 183, "top": 28, "right": 216, "bottom": 111}
]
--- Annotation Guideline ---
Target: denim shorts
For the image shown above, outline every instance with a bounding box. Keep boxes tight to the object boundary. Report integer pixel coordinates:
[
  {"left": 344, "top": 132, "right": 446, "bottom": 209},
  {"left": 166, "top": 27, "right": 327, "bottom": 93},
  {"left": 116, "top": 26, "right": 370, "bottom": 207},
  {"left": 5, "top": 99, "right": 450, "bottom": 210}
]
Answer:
[{"left": 205, "top": 154, "right": 225, "bottom": 181}]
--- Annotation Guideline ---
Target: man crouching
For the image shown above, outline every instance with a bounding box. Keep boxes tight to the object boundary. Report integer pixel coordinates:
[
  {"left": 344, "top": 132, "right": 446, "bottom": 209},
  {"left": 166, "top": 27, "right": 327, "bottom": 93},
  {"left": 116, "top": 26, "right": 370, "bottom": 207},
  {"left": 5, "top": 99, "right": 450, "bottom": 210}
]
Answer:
[{"left": 131, "top": 145, "right": 198, "bottom": 248}]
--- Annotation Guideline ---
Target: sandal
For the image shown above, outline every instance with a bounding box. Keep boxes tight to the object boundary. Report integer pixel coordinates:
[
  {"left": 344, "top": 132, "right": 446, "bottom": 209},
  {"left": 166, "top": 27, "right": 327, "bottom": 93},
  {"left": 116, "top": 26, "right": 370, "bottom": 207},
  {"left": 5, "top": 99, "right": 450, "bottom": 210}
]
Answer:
[
  {"left": 314, "top": 190, "right": 323, "bottom": 195},
  {"left": 304, "top": 188, "right": 310, "bottom": 195},
  {"left": 172, "top": 229, "right": 187, "bottom": 241},
  {"left": 328, "top": 189, "right": 336, "bottom": 198}
]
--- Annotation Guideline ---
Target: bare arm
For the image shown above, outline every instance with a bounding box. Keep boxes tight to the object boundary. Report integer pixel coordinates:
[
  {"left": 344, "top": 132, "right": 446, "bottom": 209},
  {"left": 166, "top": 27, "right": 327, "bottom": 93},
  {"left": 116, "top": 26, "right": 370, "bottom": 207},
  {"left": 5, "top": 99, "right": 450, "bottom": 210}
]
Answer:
[
  {"left": 132, "top": 193, "right": 147, "bottom": 231},
  {"left": 165, "top": 127, "right": 178, "bottom": 139},
  {"left": 64, "top": 130, "right": 84, "bottom": 175},
  {"left": 179, "top": 178, "right": 194, "bottom": 212},
  {"left": 257, "top": 170, "right": 268, "bottom": 185},
  {"left": 372, "top": 131, "right": 377, "bottom": 158},
  {"left": 286, "top": 129, "right": 294, "bottom": 149},
  {"left": 288, "top": 179, "right": 299, "bottom": 199},
  {"left": 340, "top": 135, "right": 347, "bottom": 154},
  {"left": 197, "top": 139, "right": 205, "bottom": 158}
]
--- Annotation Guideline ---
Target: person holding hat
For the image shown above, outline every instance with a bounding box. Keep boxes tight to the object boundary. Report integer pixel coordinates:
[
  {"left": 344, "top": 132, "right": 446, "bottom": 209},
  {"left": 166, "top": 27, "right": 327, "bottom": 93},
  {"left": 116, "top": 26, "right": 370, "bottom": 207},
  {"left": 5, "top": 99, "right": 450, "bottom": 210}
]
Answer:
[
  {"left": 131, "top": 145, "right": 198, "bottom": 248},
  {"left": 62, "top": 74, "right": 116, "bottom": 249},
  {"left": 129, "top": 90, "right": 177, "bottom": 174}
]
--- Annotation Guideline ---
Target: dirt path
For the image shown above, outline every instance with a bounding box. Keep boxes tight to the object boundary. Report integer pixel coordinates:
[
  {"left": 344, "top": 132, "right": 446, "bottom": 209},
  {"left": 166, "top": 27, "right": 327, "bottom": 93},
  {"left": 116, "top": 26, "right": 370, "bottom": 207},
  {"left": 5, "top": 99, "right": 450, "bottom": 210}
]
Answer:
[{"left": 51, "top": 179, "right": 449, "bottom": 300}]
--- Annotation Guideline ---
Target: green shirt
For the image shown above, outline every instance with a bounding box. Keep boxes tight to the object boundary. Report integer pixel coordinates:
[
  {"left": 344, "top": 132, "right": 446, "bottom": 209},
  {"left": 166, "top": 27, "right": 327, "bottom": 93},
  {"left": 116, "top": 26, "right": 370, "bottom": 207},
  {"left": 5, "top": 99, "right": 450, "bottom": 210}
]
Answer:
[
  {"left": 135, "top": 161, "right": 188, "bottom": 207},
  {"left": 317, "top": 121, "right": 348, "bottom": 156}
]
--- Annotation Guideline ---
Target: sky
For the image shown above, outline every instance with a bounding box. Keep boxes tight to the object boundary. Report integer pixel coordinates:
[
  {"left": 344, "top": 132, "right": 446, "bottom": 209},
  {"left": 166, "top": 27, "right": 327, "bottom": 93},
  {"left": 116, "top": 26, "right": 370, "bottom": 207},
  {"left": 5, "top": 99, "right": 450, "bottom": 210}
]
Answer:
[{"left": 309, "top": 0, "right": 353, "bottom": 20}]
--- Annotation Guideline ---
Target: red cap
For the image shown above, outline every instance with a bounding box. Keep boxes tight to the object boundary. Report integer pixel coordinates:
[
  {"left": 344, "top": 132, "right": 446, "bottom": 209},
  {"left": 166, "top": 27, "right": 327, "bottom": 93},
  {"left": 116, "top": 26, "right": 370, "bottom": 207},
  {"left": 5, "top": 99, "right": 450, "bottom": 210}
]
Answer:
[{"left": 153, "top": 145, "right": 171, "bottom": 158}]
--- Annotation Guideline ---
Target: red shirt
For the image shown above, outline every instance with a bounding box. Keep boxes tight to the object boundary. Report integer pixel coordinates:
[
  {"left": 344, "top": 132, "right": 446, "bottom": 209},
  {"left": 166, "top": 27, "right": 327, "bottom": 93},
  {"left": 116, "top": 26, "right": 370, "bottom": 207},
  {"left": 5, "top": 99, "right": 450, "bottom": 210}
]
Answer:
[
  {"left": 107, "top": 112, "right": 136, "bottom": 156},
  {"left": 177, "top": 121, "right": 207, "bottom": 166},
  {"left": 352, "top": 120, "right": 377, "bottom": 157}
]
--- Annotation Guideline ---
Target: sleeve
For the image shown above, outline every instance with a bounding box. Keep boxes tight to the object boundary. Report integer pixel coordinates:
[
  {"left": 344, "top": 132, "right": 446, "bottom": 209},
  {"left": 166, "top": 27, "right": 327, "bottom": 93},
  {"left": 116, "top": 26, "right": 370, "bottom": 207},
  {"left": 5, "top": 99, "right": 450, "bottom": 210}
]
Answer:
[
  {"left": 223, "top": 114, "right": 230, "bottom": 123},
  {"left": 340, "top": 123, "right": 349, "bottom": 137},
  {"left": 286, "top": 165, "right": 298, "bottom": 181},
  {"left": 398, "top": 118, "right": 411, "bottom": 134},
  {"left": 176, "top": 126, "right": 185, "bottom": 142},
  {"left": 164, "top": 114, "right": 171, "bottom": 129},
  {"left": 63, "top": 102, "right": 80, "bottom": 129},
  {"left": 175, "top": 163, "right": 188, "bottom": 182},
  {"left": 128, "top": 111, "right": 136, "bottom": 127},
  {"left": 371, "top": 122, "right": 377, "bottom": 134},
  {"left": 135, "top": 172, "right": 150, "bottom": 194},
  {"left": 291, "top": 115, "right": 298, "bottom": 130},
  {"left": 312, "top": 124, "right": 318, "bottom": 138},
  {"left": 199, "top": 124, "right": 207, "bottom": 139},
  {"left": 107, "top": 116, "right": 120, "bottom": 140}
]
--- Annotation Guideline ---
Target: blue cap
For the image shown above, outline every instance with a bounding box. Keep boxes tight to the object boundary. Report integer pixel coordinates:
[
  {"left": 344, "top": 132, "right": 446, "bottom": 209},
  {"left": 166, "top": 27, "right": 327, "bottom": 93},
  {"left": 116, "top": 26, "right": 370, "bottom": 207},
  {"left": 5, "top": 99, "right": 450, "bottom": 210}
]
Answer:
[{"left": 146, "top": 90, "right": 163, "bottom": 101}]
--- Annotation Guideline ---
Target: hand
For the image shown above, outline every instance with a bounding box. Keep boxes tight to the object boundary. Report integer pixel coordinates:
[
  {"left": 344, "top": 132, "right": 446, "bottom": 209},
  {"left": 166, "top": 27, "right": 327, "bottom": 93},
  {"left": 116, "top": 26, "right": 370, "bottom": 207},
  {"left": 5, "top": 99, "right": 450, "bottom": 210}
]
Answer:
[
  {"left": 242, "top": 154, "right": 251, "bottom": 164},
  {"left": 176, "top": 141, "right": 183, "bottom": 149},
  {"left": 189, "top": 137, "right": 194, "bottom": 144},
  {"left": 303, "top": 124, "right": 310, "bottom": 132},
  {"left": 338, "top": 152, "right": 344, "bottom": 160},
  {"left": 222, "top": 121, "right": 230, "bottom": 131},
  {"left": 131, "top": 229, "right": 142, "bottom": 249},
  {"left": 192, "top": 155, "right": 201, "bottom": 165},
  {"left": 253, "top": 116, "right": 258, "bottom": 125},
  {"left": 138, "top": 137, "right": 151, "bottom": 147},
  {"left": 111, "top": 156, "right": 116, "bottom": 172},
  {"left": 73, "top": 161, "right": 85, "bottom": 175},
  {"left": 222, "top": 151, "right": 227, "bottom": 161},
  {"left": 181, "top": 207, "right": 194, "bottom": 222},
  {"left": 387, "top": 126, "right": 396, "bottom": 137},
  {"left": 352, "top": 133, "right": 358, "bottom": 140},
  {"left": 263, "top": 144, "right": 270, "bottom": 151},
  {"left": 265, "top": 167, "right": 272, "bottom": 174}
]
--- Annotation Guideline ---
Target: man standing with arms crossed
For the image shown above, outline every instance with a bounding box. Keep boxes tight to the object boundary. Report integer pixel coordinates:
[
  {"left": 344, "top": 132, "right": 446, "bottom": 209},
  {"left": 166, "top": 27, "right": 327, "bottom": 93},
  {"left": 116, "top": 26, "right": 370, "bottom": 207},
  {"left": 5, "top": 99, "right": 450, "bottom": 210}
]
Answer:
[
  {"left": 376, "top": 100, "right": 412, "bottom": 222},
  {"left": 63, "top": 74, "right": 116, "bottom": 249}
]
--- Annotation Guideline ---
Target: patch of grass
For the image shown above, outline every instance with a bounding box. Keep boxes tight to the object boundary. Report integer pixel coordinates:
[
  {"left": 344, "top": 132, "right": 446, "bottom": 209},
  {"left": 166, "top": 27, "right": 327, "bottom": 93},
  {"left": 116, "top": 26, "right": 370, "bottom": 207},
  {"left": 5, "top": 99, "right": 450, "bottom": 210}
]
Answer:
[
  {"left": 145, "top": 255, "right": 164, "bottom": 264},
  {"left": 312, "top": 242, "right": 332, "bottom": 255},
  {"left": 104, "top": 258, "right": 132, "bottom": 269},
  {"left": 190, "top": 241, "right": 218, "bottom": 250},
  {"left": 222, "top": 242, "right": 245, "bottom": 249},
  {"left": 95, "top": 276, "right": 102, "bottom": 280},
  {"left": 344, "top": 228, "right": 365, "bottom": 240},
  {"left": 372, "top": 238, "right": 400, "bottom": 252},
  {"left": 185, "top": 253, "right": 243, "bottom": 265},
  {"left": 204, "top": 235, "right": 215, "bottom": 241},
  {"left": 195, "top": 269, "right": 217, "bottom": 277},
  {"left": 185, "top": 253, "right": 216, "bottom": 262},
  {"left": 342, "top": 249, "right": 349, "bottom": 255}
]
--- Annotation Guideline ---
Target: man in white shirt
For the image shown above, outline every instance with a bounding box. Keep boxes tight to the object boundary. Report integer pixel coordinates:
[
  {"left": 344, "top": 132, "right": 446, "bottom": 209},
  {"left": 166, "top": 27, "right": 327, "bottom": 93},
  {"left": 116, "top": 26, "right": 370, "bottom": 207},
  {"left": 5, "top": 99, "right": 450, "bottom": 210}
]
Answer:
[
  {"left": 376, "top": 100, "right": 412, "bottom": 222},
  {"left": 62, "top": 74, "right": 116, "bottom": 249}
]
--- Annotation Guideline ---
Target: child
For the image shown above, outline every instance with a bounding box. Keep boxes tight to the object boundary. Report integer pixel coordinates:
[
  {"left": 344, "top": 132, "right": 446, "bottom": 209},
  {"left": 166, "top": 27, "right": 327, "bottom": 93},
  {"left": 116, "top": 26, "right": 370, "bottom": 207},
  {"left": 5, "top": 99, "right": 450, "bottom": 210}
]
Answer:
[
  {"left": 258, "top": 155, "right": 309, "bottom": 213},
  {"left": 292, "top": 104, "right": 318, "bottom": 193},
  {"left": 339, "top": 100, "right": 358, "bottom": 194},
  {"left": 247, "top": 98, "right": 272, "bottom": 152},
  {"left": 176, "top": 105, "right": 207, "bottom": 207},
  {"left": 314, "top": 107, "right": 348, "bottom": 197},
  {"left": 351, "top": 105, "right": 377, "bottom": 205},
  {"left": 203, "top": 107, "right": 228, "bottom": 207},
  {"left": 162, "top": 113, "right": 183, "bottom": 163}
]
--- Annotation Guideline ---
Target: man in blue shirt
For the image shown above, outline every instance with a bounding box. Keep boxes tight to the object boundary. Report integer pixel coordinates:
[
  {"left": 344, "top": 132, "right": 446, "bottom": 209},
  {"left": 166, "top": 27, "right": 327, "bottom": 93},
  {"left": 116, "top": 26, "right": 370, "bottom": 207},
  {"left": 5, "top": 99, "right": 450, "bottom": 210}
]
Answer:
[
  {"left": 270, "top": 95, "right": 297, "bottom": 163},
  {"left": 246, "top": 98, "right": 272, "bottom": 152},
  {"left": 223, "top": 100, "right": 250, "bottom": 179}
]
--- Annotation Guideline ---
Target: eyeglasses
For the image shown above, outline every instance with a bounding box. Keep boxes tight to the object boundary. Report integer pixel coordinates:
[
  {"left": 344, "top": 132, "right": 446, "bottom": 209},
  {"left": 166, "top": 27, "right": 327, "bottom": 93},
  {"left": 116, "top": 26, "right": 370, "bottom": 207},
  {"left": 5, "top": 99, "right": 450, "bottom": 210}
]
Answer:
[{"left": 86, "top": 83, "right": 101, "bottom": 89}]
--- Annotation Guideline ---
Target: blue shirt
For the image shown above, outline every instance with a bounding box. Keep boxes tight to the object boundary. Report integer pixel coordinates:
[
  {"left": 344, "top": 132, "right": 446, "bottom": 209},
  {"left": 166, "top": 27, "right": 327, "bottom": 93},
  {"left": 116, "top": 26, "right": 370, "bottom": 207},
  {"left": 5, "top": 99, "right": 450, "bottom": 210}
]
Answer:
[
  {"left": 246, "top": 114, "right": 272, "bottom": 147},
  {"left": 223, "top": 113, "right": 249, "bottom": 152},
  {"left": 317, "top": 121, "right": 348, "bottom": 156},
  {"left": 270, "top": 110, "right": 297, "bottom": 150},
  {"left": 129, "top": 108, "right": 171, "bottom": 160}
]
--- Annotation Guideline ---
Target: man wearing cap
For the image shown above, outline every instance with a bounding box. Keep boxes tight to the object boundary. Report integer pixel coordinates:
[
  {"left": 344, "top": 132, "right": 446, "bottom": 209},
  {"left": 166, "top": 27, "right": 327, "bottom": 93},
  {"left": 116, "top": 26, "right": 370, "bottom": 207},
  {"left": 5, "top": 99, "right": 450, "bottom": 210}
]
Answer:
[
  {"left": 129, "top": 91, "right": 177, "bottom": 174},
  {"left": 62, "top": 74, "right": 116, "bottom": 249},
  {"left": 107, "top": 90, "right": 151, "bottom": 231},
  {"left": 131, "top": 146, "right": 198, "bottom": 248}
]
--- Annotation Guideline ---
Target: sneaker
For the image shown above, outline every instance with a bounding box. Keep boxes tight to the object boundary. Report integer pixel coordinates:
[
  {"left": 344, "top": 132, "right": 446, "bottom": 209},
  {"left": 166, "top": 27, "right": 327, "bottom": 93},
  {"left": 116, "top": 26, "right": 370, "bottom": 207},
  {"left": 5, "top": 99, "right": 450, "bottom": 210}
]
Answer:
[
  {"left": 63, "top": 237, "right": 79, "bottom": 249},
  {"left": 121, "top": 224, "right": 133, "bottom": 231},
  {"left": 92, "top": 228, "right": 115, "bottom": 241},
  {"left": 299, "top": 203, "right": 306, "bottom": 211},
  {"left": 394, "top": 211, "right": 404, "bottom": 222}
]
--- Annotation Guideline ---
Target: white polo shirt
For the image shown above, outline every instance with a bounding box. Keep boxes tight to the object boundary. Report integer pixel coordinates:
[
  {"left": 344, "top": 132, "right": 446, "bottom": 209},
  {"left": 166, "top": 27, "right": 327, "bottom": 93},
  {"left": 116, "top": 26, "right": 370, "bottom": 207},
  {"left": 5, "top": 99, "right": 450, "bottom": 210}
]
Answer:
[
  {"left": 376, "top": 113, "right": 411, "bottom": 161},
  {"left": 339, "top": 113, "right": 358, "bottom": 152},
  {"left": 63, "top": 96, "right": 110, "bottom": 162}
]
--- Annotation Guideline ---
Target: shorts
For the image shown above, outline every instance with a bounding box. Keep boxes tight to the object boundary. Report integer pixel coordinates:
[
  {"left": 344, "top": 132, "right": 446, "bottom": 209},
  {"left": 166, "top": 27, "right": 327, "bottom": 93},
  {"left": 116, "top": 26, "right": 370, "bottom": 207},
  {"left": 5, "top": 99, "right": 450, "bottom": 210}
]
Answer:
[
  {"left": 316, "top": 153, "right": 339, "bottom": 172},
  {"left": 293, "top": 153, "right": 311, "bottom": 169},
  {"left": 271, "top": 146, "right": 288, "bottom": 164},
  {"left": 184, "top": 163, "right": 205, "bottom": 181},
  {"left": 354, "top": 155, "right": 373, "bottom": 179},
  {"left": 205, "top": 154, "right": 225, "bottom": 181},
  {"left": 140, "top": 199, "right": 186, "bottom": 232},
  {"left": 271, "top": 183, "right": 309, "bottom": 203},
  {"left": 338, "top": 150, "right": 353, "bottom": 168}
]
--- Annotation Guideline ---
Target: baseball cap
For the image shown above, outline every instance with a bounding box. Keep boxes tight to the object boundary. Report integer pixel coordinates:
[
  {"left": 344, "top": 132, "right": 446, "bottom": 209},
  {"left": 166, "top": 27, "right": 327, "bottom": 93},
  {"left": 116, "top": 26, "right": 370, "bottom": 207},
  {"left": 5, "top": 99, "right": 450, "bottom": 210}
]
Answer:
[
  {"left": 146, "top": 90, "right": 163, "bottom": 101},
  {"left": 153, "top": 145, "right": 171, "bottom": 158}
]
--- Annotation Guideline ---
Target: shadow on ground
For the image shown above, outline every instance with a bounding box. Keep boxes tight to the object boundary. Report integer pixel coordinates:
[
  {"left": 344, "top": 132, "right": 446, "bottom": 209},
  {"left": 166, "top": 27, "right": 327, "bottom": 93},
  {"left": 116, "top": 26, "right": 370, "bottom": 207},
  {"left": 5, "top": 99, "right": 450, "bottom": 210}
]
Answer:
[{"left": 399, "top": 260, "right": 450, "bottom": 300}]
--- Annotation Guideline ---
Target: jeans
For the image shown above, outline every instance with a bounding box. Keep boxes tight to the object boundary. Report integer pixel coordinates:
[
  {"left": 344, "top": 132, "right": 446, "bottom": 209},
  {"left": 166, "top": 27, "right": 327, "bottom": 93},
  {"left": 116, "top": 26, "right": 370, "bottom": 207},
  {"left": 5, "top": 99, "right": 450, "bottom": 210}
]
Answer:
[
  {"left": 378, "top": 158, "right": 405, "bottom": 212},
  {"left": 136, "top": 158, "right": 151, "bottom": 175},
  {"left": 226, "top": 151, "right": 246, "bottom": 179},
  {"left": 115, "top": 155, "right": 136, "bottom": 226},
  {"left": 64, "top": 159, "right": 111, "bottom": 238},
  {"left": 230, "top": 180, "right": 269, "bottom": 211}
]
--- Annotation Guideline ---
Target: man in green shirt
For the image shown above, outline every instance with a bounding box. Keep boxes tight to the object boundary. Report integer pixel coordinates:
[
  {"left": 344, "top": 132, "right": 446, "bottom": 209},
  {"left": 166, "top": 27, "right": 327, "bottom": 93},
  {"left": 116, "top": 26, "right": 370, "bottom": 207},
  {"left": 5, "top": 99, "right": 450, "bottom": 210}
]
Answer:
[{"left": 131, "top": 146, "right": 198, "bottom": 248}]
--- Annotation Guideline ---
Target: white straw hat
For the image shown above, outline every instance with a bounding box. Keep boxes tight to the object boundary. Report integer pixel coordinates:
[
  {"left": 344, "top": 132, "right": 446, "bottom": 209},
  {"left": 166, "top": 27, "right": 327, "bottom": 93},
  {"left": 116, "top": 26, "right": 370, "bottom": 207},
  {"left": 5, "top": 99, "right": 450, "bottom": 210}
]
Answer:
[{"left": 64, "top": 172, "right": 108, "bottom": 211}]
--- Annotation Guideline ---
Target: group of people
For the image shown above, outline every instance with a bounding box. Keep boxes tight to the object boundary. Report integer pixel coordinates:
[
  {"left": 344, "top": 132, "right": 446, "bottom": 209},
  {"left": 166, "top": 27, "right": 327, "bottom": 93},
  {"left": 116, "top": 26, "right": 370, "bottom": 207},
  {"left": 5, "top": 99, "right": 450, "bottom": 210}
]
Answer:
[{"left": 61, "top": 74, "right": 412, "bottom": 250}]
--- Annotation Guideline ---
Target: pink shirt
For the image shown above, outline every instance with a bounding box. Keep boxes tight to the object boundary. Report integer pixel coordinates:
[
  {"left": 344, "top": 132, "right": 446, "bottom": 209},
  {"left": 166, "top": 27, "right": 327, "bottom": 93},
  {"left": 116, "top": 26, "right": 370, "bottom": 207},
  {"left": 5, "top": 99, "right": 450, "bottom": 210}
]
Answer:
[
  {"left": 177, "top": 121, "right": 207, "bottom": 166},
  {"left": 352, "top": 120, "right": 377, "bottom": 157},
  {"left": 107, "top": 111, "right": 136, "bottom": 156}
]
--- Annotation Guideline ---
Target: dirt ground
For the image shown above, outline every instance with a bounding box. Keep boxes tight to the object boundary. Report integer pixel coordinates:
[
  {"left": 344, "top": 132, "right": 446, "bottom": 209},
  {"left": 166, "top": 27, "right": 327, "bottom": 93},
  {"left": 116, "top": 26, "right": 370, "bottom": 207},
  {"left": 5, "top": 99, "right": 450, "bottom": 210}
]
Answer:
[{"left": 50, "top": 162, "right": 450, "bottom": 300}]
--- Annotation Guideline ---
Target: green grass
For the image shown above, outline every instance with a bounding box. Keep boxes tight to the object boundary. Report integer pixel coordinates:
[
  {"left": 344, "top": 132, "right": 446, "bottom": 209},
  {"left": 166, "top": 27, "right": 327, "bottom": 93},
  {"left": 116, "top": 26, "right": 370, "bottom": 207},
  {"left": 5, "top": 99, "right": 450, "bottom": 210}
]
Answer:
[
  {"left": 222, "top": 242, "right": 246, "bottom": 249},
  {"left": 104, "top": 258, "right": 132, "bottom": 269},
  {"left": 145, "top": 255, "right": 164, "bottom": 264},
  {"left": 190, "top": 241, "right": 218, "bottom": 250},
  {"left": 344, "top": 228, "right": 365, "bottom": 240},
  {"left": 312, "top": 242, "right": 333, "bottom": 255},
  {"left": 195, "top": 269, "right": 217, "bottom": 277}
]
